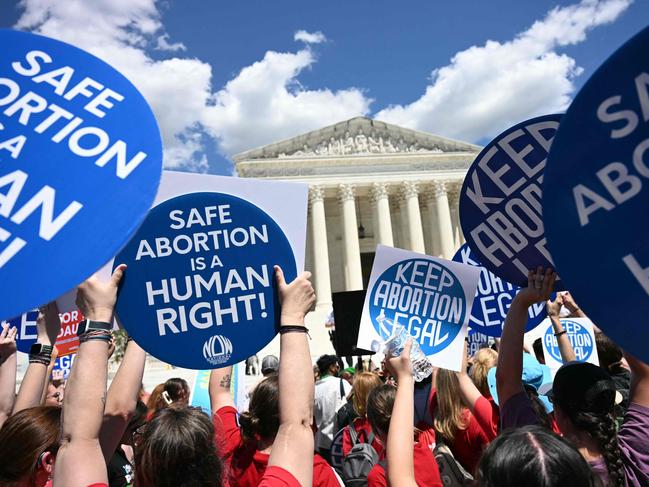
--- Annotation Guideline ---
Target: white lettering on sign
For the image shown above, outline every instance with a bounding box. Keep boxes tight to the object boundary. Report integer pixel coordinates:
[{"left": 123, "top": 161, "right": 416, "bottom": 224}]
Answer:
[
  {"left": 465, "top": 120, "right": 559, "bottom": 279},
  {"left": 575, "top": 71, "right": 649, "bottom": 226}
]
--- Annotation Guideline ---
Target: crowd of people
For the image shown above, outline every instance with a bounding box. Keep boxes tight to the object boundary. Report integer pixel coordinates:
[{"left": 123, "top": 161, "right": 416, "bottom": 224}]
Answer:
[{"left": 0, "top": 264, "right": 646, "bottom": 486}]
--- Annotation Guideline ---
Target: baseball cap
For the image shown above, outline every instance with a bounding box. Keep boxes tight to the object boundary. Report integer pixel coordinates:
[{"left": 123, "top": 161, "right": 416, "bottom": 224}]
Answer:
[
  {"left": 545, "top": 362, "right": 617, "bottom": 413},
  {"left": 487, "top": 353, "right": 554, "bottom": 413},
  {"left": 261, "top": 355, "right": 279, "bottom": 375}
]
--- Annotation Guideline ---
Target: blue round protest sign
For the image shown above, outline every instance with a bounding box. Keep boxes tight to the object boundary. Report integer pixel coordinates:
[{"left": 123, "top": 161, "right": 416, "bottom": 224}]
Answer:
[
  {"left": 543, "top": 27, "right": 649, "bottom": 362},
  {"left": 543, "top": 320, "right": 594, "bottom": 363},
  {"left": 114, "top": 192, "right": 297, "bottom": 369},
  {"left": 460, "top": 114, "right": 564, "bottom": 289},
  {"left": 0, "top": 29, "right": 162, "bottom": 321},
  {"left": 368, "top": 258, "right": 466, "bottom": 355},
  {"left": 452, "top": 244, "right": 547, "bottom": 337}
]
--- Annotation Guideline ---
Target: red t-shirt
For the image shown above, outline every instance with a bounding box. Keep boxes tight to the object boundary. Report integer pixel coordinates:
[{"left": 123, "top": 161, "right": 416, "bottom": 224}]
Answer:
[
  {"left": 341, "top": 417, "right": 384, "bottom": 458},
  {"left": 367, "top": 442, "right": 442, "bottom": 487},
  {"left": 214, "top": 406, "right": 340, "bottom": 487},
  {"left": 430, "top": 388, "right": 491, "bottom": 475},
  {"left": 472, "top": 395, "right": 499, "bottom": 440},
  {"left": 258, "top": 466, "right": 301, "bottom": 487}
]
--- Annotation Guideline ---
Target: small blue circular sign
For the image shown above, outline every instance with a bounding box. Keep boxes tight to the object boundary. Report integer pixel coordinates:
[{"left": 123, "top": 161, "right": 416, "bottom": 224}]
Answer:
[
  {"left": 543, "top": 27, "right": 649, "bottom": 362},
  {"left": 114, "top": 192, "right": 297, "bottom": 369},
  {"left": 0, "top": 29, "right": 162, "bottom": 320},
  {"left": 543, "top": 319, "right": 593, "bottom": 363},
  {"left": 459, "top": 114, "right": 564, "bottom": 289},
  {"left": 452, "top": 243, "right": 548, "bottom": 337},
  {"left": 368, "top": 258, "right": 466, "bottom": 355}
]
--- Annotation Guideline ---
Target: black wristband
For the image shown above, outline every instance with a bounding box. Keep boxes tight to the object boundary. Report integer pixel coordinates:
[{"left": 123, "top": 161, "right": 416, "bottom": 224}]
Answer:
[
  {"left": 279, "top": 325, "right": 311, "bottom": 339},
  {"left": 554, "top": 330, "right": 567, "bottom": 337}
]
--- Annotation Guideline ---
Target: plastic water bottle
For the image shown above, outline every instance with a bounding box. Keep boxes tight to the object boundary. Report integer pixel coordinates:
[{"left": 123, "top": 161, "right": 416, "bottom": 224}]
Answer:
[{"left": 378, "top": 316, "right": 433, "bottom": 382}]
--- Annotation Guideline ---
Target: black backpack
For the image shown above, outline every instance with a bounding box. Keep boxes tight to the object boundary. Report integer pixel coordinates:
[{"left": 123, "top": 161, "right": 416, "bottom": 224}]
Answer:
[
  {"left": 341, "top": 426, "right": 379, "bottom": 486},
  {"left": 433, "top": 438, "right": 473, "bottom": 487}
]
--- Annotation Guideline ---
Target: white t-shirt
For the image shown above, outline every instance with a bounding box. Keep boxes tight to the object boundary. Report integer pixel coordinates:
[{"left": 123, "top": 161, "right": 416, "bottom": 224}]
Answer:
[{"left": 314, "top": 376, "right": 351, "bottom": 450}]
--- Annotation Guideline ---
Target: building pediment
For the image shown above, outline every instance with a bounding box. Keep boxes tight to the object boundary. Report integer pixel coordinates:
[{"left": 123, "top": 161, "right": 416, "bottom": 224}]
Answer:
[{"left": 233, "top": 117, "right": 481, "bottom": 162}]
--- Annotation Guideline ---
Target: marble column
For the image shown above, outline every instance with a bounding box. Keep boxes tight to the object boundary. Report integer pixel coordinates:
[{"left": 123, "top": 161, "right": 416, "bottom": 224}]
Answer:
[
  {"left": 309, "top": 185, "right": 332, "bottom": 308},
  {"left": 397, "top": 193, "right": 410, "bottom": 251},
  {"left": 447, "top": 184, "right": 464, "bottom": 250},
  {"left": 432, "top": 181, "right": 455, "bottom": 259},
  {"left": 401, "top": 181, "right": 426, "bottom": 254},
  {"left": 338, "top": 184, "right": 363, "bottom": 291},
  {"left": 369, "top": 182, "right": 393, "bottom": 247}
]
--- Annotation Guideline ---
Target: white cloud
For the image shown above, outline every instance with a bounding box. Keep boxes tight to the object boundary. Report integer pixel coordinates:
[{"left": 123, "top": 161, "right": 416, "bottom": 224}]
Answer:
[
  {"left": 14, "top": 2, "right": 367, "bottom": 170},
  {"left": 203, "top": 49, "right": 371, "bottom": 155},
  {"left": 155, "top": 33, "right": 186, "bottom": 52},
  {"left": 376, "top": 0, "right": 632, "bottom": 143},
  {"left": 294, "top": 30, "right": 327, "bottom": 44}
]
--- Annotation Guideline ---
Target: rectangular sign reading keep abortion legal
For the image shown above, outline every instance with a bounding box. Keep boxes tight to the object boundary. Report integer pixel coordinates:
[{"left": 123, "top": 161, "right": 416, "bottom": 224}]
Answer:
[{"left": 357, "top": 245, "right": 480, "bottom": 372}]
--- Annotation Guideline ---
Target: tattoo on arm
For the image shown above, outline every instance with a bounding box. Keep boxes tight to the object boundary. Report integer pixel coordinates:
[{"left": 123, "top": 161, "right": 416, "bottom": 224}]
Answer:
[{"left": 220, "top": 374, "right": 231, "bottom": 389}]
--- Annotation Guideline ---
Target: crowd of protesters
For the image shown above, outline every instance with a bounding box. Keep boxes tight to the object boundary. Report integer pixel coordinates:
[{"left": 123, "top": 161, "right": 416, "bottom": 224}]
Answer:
[{"left": 0, "top": 264, "right": 647, "bottom": 487}]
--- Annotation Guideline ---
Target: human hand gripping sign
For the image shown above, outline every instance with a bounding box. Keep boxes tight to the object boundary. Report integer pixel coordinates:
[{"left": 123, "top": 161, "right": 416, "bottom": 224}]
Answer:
[
  {"left": 76, "top": 264, "right": 126, "bottom": 323},
  {"left": 0, "top": 323, "right": 17, "bottom": 359},
  {"left": 275, "top": 266, "right": 316, "bottom": 325},
  {"left": 385, "top": 339, "right": 414, "bottom": 382}
]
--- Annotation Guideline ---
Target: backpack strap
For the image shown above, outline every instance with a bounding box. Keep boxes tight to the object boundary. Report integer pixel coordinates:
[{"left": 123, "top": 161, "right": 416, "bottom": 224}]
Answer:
[
  {"left": 347, "top": 425, "right": 359, "bottom": 446},
  {"left": 367, "top": 431, "right": 375, "bottom": 445},
  {"left": 339, "top": 378, "right": 345, "bottom": 400}
]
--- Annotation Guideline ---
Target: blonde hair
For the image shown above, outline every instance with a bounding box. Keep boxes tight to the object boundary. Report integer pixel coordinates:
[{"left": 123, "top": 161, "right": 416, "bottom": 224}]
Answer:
[
  {"left": 351, "top": 372, "right": 383, "bottom": 418},
  {"left": 470, "top": 348, "right": 498, "bottom": 397},
  {"left": 434, "top": 368, "right": 469, "bottom": 442}
]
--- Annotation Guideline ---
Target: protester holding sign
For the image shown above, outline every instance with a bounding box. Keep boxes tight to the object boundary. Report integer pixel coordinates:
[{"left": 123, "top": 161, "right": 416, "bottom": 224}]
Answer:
[
  {"left": 496, "top": 267, "right": 649, "bottom": 486},
  {"left": 210, "top": 365, "right": 340, "bottom": 487}
]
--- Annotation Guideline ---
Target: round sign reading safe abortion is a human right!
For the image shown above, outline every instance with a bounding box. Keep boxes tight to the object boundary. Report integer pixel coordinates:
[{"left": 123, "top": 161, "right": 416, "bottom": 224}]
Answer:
[
  {"left": 0, "top": 29, "right": 163, "bottom": 321},
  {"left": 114, "top": 192, "right": 297, "bottom": 369}
]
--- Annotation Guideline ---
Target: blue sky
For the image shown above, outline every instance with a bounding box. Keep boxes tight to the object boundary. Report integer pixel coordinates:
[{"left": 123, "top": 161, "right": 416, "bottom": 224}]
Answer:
[{"left": 1, "top": 0, "right": 645, "bottom": 174}]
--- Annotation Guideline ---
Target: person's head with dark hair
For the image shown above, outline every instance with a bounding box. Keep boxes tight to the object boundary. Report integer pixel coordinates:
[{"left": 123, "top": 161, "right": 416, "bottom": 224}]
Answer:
[
  {"left": 367, "top": 384, "right": 397, "bottom": 441},
  {"left": 532, "top": 338, "right": 545, "bottom": 364},
  {"left": 595, "top": 333, "right": 624, "bottom": 373},
  {"left": 316, "top": 354, "right": 340, "bottom": 378},
  {"left": 239, "top": 374, "right": 280, "bottom": 443},
  {"left": 135, "top": 406, "right": 223, "bottom": 487},
  {"left": 550, "top": 362, "right": 624, "bottom": 487},
  {"left": 476, "top": 425, "right": 598, "bottom": 487},
  {"left": 0, "top": 406, "right": 61, "bottom": 487}
]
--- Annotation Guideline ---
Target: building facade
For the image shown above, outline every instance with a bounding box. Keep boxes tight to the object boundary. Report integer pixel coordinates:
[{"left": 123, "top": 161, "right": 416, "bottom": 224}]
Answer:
[{"left": 234, "top": 117, "right": 481, "bottom": 355}]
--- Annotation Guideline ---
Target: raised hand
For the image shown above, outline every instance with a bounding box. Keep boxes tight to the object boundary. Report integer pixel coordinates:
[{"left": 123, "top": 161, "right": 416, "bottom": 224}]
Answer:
[
  {"left": 516, "top": 267, "right": 556, "bottom": 307},
  {"left": 546, "top": 293, "right": 564, "bottom": 318},
  {"left": 275, "top": 266, "right": 316, "bottom": 324},
  {"left": 0, "top": 323, "right": 17, "bottom": 359},
  {"left": 561, "top": 291, "right": 581, "bottom": 314},
  {"left": 37, "top": 302, "right": 61, "bottom": 345},
  {"left": 386, "top": 339, "right": 413, "bottom": 381},
  {"left": 76, "top": 264, "right": 126, "bottom": 322}
]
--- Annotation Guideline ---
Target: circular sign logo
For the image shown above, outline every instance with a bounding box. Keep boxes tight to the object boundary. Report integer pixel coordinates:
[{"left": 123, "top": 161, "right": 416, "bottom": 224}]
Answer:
[
  {"left": 0, "top": 29, "right": 162, "bottom": 320},
  {"left": 460, "top": 114, "right": 563, "bottom": 289},
  {"left": 368, "top": 258, "right": 466, "bottom": 355},
  {"left": 114, "top": 192, "right": 297, "bottom": 369},
  {"left": 543, "top": 320, "right": 593, "bottom": 363},
  {"left": 543, "top": 26, "right": 649, "bottom": 362},
  {"left": 452, "top": 243, "right": 548, "bottom": 336}
]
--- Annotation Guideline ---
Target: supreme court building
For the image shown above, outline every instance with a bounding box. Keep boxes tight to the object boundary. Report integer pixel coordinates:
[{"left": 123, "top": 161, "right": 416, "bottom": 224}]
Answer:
[{"left": 234, "top": 117, "right": 481, "bottom": 356}]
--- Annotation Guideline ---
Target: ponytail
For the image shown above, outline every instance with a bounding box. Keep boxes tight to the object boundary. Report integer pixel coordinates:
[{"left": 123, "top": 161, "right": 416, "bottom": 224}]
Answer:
[
  {"left": 573, "top": 411, "right": 625, "bottom": 487},
  {"left": 240, "top": 375, "right": 280, "bottom": 443}
]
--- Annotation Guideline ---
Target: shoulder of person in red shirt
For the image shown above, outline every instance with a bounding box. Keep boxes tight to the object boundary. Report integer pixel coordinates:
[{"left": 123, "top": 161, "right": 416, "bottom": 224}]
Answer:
[
  {"left": 215, "top": 406, "right": 340, "bottom": 487},
  {"left": 367, "top": 441, "right": 442, "bottom": 487},
  {"left": 449, "top": 409, "right": 491, "bottom": 475},
  {"left": 472, "top": 395, "right": 499, "bottom": 440},
  {"left": 257, "top": 466, "right": 302, "bottom": 487},
  {"left": 342, "top": 417, "right": 384, "bottom": 458}
]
